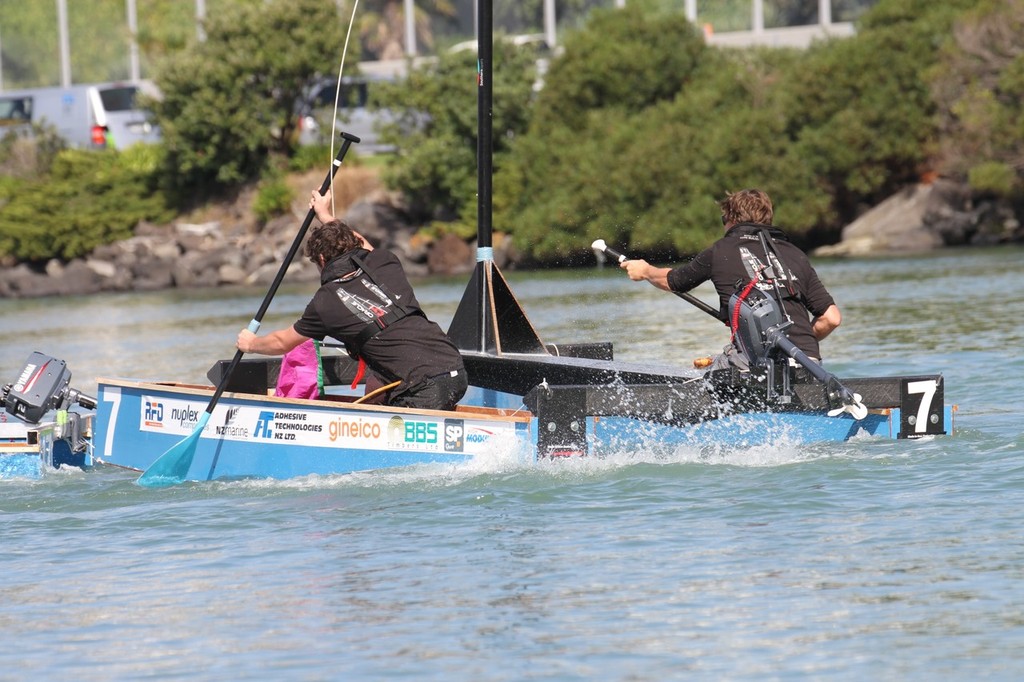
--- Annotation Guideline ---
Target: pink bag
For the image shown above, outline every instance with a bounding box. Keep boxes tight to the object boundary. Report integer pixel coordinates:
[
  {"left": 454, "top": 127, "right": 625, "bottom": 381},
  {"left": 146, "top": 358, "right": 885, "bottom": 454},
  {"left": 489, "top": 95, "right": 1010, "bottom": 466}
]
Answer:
[{"left": 274, "top": 339, "right": 322, "bottom": 399}]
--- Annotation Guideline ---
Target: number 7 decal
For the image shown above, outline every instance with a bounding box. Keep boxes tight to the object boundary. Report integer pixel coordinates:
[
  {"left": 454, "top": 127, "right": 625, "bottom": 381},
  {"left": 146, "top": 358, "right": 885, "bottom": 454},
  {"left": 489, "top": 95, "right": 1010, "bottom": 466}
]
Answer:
[{"left": 900, "top": 378, "right": 945, "bottom": 438}]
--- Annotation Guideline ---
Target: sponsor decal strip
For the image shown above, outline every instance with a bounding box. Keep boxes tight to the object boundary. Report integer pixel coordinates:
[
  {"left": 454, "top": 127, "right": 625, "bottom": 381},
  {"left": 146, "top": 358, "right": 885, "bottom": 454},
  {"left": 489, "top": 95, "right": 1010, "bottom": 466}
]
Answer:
[{"left": 137, "top": 396, "right": 517, "bottom": 452}]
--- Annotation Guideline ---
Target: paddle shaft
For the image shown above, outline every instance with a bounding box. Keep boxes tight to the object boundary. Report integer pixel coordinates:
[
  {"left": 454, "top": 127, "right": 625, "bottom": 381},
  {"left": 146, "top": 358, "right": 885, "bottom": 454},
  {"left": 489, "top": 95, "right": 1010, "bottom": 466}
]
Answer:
[
  {"left": 600, "top": 243, "right": 725, "bottom": 322},
  {"left": 206, "top": 133, "right": 360, "bottom": 412}
]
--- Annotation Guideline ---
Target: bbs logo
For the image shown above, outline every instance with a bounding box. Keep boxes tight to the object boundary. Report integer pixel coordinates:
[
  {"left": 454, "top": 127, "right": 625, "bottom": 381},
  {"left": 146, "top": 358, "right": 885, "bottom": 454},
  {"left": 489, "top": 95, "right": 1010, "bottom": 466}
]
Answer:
[{"left": 444, "top": 418, "right": 465, "bottom": 452}]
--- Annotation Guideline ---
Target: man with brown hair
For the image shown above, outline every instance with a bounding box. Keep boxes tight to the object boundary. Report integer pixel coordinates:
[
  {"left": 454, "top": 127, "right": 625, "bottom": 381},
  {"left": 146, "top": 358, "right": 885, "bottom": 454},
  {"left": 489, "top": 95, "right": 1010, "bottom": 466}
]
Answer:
[
  {"left": 237, "top": 190, "right": 466, "bottom": 410},
  {"left": 621, "top": 188, "right": 841, "bottom": 363}
]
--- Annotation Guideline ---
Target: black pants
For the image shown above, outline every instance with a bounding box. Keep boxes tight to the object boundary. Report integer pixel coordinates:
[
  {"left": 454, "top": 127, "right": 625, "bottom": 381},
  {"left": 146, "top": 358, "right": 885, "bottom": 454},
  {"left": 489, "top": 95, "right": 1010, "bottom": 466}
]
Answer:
[{"left": 389, "top": 368, "right": 468, "bottom": 411}]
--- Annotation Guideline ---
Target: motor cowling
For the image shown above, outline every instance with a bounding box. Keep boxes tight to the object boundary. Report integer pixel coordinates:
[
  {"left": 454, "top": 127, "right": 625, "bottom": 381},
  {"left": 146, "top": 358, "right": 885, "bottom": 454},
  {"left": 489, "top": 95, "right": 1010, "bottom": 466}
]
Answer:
[
  {"left": 728, "top": 286, "right": 790, "bottom": 368},
  {"left": 2, "top": 352, "right": 97, "bottom": 424}
]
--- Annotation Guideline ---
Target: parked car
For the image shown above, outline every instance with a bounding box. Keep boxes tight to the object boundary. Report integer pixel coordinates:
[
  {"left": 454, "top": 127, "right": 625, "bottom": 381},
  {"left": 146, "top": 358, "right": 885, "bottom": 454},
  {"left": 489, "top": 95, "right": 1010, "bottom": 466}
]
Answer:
[
  {"left": 0, "top": 81, "right": 160, "bottom": 150},
  {"left": 296, "top": 75, "right": 395, "bottom": 154}
]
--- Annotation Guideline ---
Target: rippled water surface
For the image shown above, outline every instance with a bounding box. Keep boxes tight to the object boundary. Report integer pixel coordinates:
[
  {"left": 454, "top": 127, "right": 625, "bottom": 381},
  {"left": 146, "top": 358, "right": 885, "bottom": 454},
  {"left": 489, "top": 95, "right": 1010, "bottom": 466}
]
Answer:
[{"left": 1, "top": 247, "right": 1022, "bottom": 680}]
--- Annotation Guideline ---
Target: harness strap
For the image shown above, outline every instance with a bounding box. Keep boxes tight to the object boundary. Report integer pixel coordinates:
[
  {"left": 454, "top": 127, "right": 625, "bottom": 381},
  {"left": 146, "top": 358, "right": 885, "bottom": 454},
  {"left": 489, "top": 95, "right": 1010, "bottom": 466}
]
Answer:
[{"left": 332, "top": 253, "right": 425, "bottom": 370}]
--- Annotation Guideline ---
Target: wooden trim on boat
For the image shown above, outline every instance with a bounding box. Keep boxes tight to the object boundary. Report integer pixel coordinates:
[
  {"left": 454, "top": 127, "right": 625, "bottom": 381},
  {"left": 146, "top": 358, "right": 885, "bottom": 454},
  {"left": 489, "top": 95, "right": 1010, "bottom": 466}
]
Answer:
[{"left": 95, "top": 377, "right": 534, "bottom": 424}]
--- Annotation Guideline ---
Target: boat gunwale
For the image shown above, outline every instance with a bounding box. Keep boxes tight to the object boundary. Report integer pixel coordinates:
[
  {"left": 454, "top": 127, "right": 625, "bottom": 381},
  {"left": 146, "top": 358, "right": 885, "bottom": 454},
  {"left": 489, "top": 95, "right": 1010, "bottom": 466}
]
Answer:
[{"left": 95, "top": 377, "right": 534, "bottom": 424}]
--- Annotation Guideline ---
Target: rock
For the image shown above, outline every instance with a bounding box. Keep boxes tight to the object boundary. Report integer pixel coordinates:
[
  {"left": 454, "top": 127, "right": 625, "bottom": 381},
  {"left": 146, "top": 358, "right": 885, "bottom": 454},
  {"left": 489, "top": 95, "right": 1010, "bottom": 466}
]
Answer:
[
  {"left": 343, "top": 190, "right": 416, "bottom": 252},
  {"left": 812, "top": 178, "right": 1024, "bottom": 257},
  {"left": 58, "top": 259, "right": 107, "bottom": 295},
  {"left": 172, "top": 251, "right": 220, "bottom": 288},
  {"left": 427, "top": 233, "right": 474, "bottom": 275},
  {"left": 85, "top": 257, "right": 132, "bottom": 290},
  {"left": 218, "top": 263, "right": 249, "bottom": 285},
  {"left": 814, "top": 183, "right": 944, "bottom": 257},
  {"left": 492, "top": 232, "right": 519, "bottom": 270},
  {"left": 85, "top": 258, "right": 118, "bottom": 279},
  {"left": 0, "top": 263, "right": 63, "bottom": 298},
  {"left": 131, "top": 258, "right": 175, "bottom": 291}
]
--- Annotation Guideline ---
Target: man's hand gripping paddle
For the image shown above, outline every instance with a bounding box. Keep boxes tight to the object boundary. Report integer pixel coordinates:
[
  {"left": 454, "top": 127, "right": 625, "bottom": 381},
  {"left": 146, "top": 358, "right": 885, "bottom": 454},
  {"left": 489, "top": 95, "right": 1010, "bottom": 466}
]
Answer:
[
  {"left": 591, "top": 239, "right": 725, "bottom": 321},
  {"left": 592, "top": 239, "right": 867, "bottom": 421},
  {"left": 137, "top": 133, "right": 361, "bottom": 487}
]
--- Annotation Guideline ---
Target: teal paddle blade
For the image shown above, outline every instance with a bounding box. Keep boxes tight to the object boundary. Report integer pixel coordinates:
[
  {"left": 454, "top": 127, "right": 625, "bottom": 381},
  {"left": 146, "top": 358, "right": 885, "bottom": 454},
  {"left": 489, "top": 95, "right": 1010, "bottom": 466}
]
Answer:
[{"left": 137, "top": 412, "right": 211, "bottom": 487}]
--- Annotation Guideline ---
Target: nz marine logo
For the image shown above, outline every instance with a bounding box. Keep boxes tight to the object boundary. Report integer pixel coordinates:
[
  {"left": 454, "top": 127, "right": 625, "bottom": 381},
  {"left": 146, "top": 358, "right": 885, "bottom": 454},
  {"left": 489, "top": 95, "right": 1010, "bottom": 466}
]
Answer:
[{"left": 215, "top": 406, "right": 249, "bottom": 439}]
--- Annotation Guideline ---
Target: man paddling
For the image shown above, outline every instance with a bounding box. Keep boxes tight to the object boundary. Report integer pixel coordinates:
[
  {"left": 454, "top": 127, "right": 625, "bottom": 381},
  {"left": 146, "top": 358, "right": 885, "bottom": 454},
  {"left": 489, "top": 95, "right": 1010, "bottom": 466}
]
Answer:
[
  {"left": 237, "top": 189, "right": 467, "bottom": 411},
  {"left": 620, "top": 188, "right": 841, "bottom": 369}
]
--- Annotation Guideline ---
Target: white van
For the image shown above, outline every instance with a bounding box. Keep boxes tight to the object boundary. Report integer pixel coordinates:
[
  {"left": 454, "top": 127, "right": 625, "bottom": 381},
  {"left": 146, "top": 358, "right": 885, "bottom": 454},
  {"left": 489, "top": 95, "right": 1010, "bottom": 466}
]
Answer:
[{"left": 0, "top": 81, "right": 160, "bottom": 150}]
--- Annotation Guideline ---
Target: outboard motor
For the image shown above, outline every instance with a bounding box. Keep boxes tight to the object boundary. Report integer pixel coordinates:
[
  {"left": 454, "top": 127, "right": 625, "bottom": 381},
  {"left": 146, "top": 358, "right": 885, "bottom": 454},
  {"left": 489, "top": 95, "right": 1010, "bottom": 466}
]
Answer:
[
  {"left": 728, "top": 286, "right": 790, "bottom": 369},
  {"left": 2, "top": 352, "right": 97, "bottom": 424},
  {"left": 728, "top": 288, "right": 868, "bottom": 420}
]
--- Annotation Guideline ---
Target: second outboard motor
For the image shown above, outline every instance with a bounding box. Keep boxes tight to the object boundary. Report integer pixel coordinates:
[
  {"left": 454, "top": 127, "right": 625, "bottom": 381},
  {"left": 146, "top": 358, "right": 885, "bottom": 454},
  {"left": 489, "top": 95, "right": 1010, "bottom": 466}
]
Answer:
[{"left": 2, "top": 352, "right": 97, "bottom": 424}]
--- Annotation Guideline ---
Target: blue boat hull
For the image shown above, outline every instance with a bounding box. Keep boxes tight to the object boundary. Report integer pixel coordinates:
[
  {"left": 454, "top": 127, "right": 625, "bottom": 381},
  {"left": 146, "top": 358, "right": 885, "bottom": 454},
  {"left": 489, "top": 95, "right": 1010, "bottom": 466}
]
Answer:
[
  {"left": 93, "top": 379, "right": 534, "bottom": 481},
  {"left": 3, "top": 376, "right": 954, "bottom": 482}
]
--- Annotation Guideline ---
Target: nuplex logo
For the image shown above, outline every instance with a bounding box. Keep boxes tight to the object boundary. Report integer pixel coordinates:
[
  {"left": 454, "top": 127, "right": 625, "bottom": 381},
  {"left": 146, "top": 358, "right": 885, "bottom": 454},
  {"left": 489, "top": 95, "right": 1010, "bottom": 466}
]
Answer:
[
  {"left": 12, "top": 363, "right": 38, "bottom": 393},
  {"left": 169, "top": 405, "right": 201, "bottom": 428},
  {"left": 328, "top": 416, "right": 382, "bottom": 442}
]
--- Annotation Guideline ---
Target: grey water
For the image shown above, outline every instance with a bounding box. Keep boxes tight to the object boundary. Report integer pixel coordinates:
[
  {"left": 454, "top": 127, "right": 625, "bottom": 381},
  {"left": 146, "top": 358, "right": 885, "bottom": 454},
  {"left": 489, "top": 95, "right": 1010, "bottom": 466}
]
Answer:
[{"left": 1, "top": 247, "right": 1022, "bottom": 681}]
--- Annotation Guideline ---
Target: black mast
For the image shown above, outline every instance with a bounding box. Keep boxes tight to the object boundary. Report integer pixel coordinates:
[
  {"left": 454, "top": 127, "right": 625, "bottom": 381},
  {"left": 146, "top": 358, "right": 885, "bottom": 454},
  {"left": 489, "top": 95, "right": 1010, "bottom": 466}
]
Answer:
[
  {"left": 447, "top": 0, "right": 546, "bottom": 355},
  {"left": 477, "top": 0, "right": 493, "bottom": 254}
]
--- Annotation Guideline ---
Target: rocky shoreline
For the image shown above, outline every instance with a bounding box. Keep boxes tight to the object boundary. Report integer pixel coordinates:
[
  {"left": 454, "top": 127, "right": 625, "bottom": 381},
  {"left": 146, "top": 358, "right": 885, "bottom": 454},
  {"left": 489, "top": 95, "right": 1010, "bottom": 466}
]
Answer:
[
  {"left": 1, "top": 177, "right": 1020, "bottom": 299},
  {"left": 0, "top": 174, "right": 518, "bottom": 299},
  {"left": 812, "top": 178, "right": 1022, "bottom": 257}
]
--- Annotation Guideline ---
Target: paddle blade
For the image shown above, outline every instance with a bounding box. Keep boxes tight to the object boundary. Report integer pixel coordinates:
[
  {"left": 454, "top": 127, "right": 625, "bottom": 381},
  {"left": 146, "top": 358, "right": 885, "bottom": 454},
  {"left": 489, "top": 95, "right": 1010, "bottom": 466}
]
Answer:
[{"left": 137, "top": 412, "right": 211, "bottom": 487}]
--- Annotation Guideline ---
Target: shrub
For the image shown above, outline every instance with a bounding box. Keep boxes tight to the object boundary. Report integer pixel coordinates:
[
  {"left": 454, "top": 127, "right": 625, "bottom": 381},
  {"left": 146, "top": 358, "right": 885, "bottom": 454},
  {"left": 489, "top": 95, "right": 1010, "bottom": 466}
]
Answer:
[
  {"left": 968, "top": 161, "right": 1018, "bottom": 197},
  {"left": 372, "top": 34, "right": 541, "bottom": 229},
  {"left": 0, "top": 122, "right": 66, "bottom": 178},
  {"left": 253, "top": 175, "right": 294, "bottom": 225},
  {"left": 495, "top": 4, "right": 718, "bottom": 262},
  {"left": 147, "top": 0, "right": 348, "bottom": 194},
  {"left": 0, "top": 148, "right": 171, "bottom": 262},
  {"left": 929, "top": 0, "right": 1024, "bottom": 197}
]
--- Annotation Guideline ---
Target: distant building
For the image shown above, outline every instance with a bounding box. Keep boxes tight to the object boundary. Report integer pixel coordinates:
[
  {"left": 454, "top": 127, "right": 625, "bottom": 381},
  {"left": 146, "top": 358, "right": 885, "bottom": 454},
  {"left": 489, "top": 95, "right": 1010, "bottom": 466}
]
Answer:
[{"left": 694, "top": 0, "right": 877, "bottom": 49}]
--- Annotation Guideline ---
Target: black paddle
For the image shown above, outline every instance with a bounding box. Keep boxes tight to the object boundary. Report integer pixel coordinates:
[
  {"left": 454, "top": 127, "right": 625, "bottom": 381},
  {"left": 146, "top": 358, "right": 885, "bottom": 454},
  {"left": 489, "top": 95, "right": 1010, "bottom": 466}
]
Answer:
[
  {"left": 591, "top": 239, "right": 725, "bottom": 322},
  {"left": 138, "top": 132, "right": 361, "bottom": 486}
]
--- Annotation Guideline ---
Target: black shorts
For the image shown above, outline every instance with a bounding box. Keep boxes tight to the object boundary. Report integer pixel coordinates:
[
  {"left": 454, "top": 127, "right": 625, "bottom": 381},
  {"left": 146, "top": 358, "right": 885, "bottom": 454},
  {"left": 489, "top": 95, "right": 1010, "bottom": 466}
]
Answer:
[{"left": 389, "top": 368, "right": 468, "bottom": 411}]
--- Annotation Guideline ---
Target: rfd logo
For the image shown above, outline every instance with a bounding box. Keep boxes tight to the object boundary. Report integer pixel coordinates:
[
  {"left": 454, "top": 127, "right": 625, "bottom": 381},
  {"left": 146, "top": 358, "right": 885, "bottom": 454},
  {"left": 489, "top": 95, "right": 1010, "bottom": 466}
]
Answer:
[
  {"left": 143, "top": 400, "right": 164, "bottom": 426},
  {"left": 254, "top": 411, "right": 274, "bottom": 438}
]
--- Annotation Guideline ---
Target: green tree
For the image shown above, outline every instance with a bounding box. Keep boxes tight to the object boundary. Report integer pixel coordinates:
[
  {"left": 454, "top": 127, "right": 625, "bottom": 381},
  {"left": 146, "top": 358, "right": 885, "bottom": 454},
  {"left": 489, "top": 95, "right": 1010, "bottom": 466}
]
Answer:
[
  {"left": 147, "top": 0, "right": 348, "bottom": 193},
  {"left": 929, "top": 0, "right": 1024, "bottom": 197},
  {"left": 372, "top": 36, "right": 539, "bottom": 231},
  {"left": 0, "top": 146, "right": 170, "bottom": 262},
  {"left": 782, "top": 0, "right": 979, "bottom": 221},
  {"left": 495, "top": 3, "right": 710, "bottom": 262}
]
